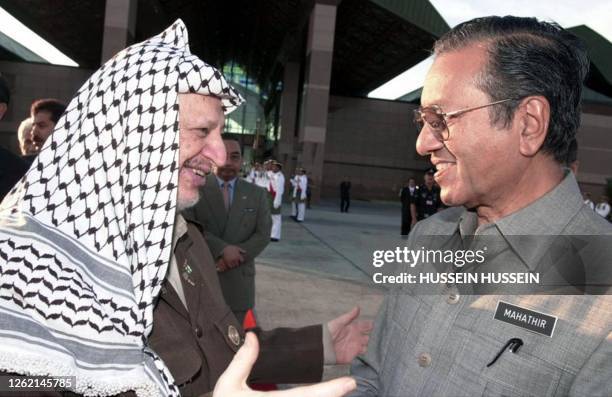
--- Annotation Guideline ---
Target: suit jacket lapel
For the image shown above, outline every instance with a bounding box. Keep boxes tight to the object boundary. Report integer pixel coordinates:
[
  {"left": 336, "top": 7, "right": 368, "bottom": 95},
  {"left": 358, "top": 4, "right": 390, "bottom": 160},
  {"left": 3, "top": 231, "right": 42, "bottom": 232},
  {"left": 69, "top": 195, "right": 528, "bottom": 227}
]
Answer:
[
  {"left": 159, "top": 281, "right": 190, "bottom": 320},
  {"left": 184, "top": 223, "right": 227, "bottom": 308},
  {"left": 174, "top": 230, "right": 204, "bottom": 318}
]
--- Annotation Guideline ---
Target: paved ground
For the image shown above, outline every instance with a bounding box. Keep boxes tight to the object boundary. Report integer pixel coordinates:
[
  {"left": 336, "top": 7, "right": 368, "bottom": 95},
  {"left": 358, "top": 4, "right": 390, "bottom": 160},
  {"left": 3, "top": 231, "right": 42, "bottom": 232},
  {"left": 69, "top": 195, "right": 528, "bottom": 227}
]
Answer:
[
  {"left": 258, "top": 199, "right": 408, "bottom": 283},
  {"left": 253, "top": 199, "right": 405, "bottom": 380}
]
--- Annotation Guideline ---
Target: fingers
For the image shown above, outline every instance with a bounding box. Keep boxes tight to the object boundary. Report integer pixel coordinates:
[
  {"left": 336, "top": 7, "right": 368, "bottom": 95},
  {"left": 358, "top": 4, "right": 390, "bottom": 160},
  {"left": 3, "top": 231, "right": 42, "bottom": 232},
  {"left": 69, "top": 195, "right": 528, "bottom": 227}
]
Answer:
[
  {"left": 360, "top": 333, "right": 370, "bottom": 354},
  {"left": 268, "top": 377, "right": 356, "bottom": 397},
  {"left": 216, "top": 259, "right": 228, "bottom": 272}
]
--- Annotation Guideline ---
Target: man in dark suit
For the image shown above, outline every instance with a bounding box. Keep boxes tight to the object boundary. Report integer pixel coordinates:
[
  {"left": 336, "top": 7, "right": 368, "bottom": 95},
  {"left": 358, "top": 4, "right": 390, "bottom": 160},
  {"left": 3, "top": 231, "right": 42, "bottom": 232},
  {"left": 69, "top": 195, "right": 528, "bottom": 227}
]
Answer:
[
  {"left": 184, "top": 138, "right": 270, "bottom": 324},
  {"left": 410, "top": 169, "right": 442, "bottom": 226},
  {"left": 340, "top": 177, "right": 351, "bottom": 213},
  {"left": 399, "top": 177, "right": 417, "bottom": 236},
  {"left": 0, "top": 74, "right": 29, "bottom": 201}
]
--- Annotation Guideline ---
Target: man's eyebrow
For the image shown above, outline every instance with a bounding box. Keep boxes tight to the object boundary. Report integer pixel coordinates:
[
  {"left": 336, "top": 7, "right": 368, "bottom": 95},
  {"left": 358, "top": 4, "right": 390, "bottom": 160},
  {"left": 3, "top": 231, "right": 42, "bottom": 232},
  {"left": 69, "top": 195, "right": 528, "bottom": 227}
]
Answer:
[
  {"left": 420, "top": 102, "right": 447, "bottom": 110},
  {"left": 191, "top": 115, "right": 217, "bottom": 130}
]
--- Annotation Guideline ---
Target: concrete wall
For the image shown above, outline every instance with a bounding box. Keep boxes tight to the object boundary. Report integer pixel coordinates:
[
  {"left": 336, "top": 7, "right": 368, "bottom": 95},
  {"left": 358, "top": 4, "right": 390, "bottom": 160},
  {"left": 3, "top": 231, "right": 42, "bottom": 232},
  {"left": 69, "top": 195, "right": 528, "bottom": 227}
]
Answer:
[
  {"left": 322, "top": 96, "right": 430, "bottom": 200},
  {"left": 0, "top": 61, "right": 93, "bottom": 154},
  {"left": 575, "top": 111, "right": 612, "bottom": 198}
]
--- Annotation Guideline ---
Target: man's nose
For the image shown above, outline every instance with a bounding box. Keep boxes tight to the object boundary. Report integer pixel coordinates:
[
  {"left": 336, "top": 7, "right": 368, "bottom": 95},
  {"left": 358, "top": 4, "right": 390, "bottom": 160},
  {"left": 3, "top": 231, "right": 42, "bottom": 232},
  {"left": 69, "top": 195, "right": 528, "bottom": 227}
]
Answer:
[
  {"left": 415, "top": 127, "right": 444, "bottom": 156},
  {"left": 203, "top": 131, "right": 226, "bottom": 168}
]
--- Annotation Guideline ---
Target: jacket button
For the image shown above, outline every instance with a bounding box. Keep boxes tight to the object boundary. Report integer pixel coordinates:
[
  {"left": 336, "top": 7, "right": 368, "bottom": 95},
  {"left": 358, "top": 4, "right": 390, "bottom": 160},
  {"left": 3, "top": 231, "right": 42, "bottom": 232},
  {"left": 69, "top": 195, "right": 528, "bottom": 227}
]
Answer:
[
  {"left": 194, "top": 326, "right": 203, "bottom": 338},
  {"left": 417, "top": 352, "right": 432, "bottom": 367},
  {"left": 447, "top": 293, "right": 460, "bottom": 304}
]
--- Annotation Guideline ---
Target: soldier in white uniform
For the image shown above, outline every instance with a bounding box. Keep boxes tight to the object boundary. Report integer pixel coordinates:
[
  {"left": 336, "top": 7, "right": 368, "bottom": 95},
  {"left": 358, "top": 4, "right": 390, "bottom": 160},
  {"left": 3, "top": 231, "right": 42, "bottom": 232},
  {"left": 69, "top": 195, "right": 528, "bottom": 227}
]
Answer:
[
  {"left": 291, "top": 168, "right": 308, "bottom": 222},
  {"left": 290, "top": 173, "right": 298, "bottom": 218},
  {"left": 595, "top": 195, "right": 610, "bottom": 219},
  {"left": 253, "top": 162, "right": 270, "bottom": 190},
  {"left": 245, "top": 162, "right": 259, "bottom": 183},
  {"left": 270, "top": 161, "right": 285, "bottom": 241}
]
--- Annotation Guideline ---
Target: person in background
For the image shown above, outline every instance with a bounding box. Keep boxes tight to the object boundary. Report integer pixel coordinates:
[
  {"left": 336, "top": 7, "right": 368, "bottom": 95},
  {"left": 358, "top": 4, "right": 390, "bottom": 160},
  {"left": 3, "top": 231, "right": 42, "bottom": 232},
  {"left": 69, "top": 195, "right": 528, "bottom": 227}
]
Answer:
[
  {"left": 410, "top": 168, "right": 442, "bottom": 225},
  {"left": 340, "top": 177, "right": 351, "bottom": 213},
  {"left": 0, "top": 74, "right": 29, "bottom": 201},
  {"left": 184, "top": 138, "right": 271, "bottom": 323},
  {"left": 595, "top": 195, "right": 610, "bottom": 220},
  {"left": 291, "top": 168, "right": 308, "bottom": 222},
  {"left": 270, "top": 160, "right": 285, "bottom": 241},
  {"left": 306, "top": 173, "right": 314, "bottom": 209},
  {"left": 399, "top": 178, "right": 417, "bottom": 236},
  {"left": 29, "top": 98, "right": 67, "bottom": 155},
  {"left": 246, "top": 162, "right": 260, "bottom": 183},
  {"left": 16, "top": 117, "right": 37, "bottom": 164}
]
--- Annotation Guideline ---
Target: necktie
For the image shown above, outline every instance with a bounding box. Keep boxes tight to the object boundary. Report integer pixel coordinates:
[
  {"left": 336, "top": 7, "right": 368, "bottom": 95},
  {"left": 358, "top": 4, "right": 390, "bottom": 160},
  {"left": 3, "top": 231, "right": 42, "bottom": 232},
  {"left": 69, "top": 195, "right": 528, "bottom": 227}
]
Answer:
[{"left": 222, "top": 182, "right": 230, "bottom": 210}]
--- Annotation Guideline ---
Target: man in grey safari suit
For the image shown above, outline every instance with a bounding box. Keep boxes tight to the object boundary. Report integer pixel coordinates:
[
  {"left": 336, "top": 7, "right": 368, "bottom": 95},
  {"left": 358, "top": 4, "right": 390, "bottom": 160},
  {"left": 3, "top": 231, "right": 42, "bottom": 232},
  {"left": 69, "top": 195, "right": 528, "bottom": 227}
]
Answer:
[
  {"left": 350, "top": 16, "right": 612, "bottom": 397},
  {"left": 184, "top": 138, "right": 271, "bottom": 323}
]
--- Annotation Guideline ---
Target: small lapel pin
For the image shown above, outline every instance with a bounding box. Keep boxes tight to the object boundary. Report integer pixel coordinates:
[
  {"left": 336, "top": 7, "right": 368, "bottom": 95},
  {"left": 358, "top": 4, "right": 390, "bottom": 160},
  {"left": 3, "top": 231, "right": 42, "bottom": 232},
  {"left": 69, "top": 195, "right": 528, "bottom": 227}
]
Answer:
[
  {"left": 181, "top": 260, "right": 195, "bottom": 286},
  {"left": 228, "top": 325, "right": 241, "bottom": 346}
]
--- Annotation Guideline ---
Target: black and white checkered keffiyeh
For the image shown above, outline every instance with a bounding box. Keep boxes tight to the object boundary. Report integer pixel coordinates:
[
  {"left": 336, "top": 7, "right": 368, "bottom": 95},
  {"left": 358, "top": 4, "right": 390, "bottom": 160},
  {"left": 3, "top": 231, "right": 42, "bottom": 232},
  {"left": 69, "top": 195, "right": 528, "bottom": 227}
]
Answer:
[{"left": 0, "top": 20, "right": 242, "bottom": 396}]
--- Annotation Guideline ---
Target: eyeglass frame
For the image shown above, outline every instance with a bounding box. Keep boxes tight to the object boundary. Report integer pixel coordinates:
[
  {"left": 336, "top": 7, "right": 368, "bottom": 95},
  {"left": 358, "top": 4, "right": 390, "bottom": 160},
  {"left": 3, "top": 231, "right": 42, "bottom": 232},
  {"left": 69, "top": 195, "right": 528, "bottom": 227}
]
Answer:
[{"left": 414, "top": 98, "right": 516, "bottom": 141}]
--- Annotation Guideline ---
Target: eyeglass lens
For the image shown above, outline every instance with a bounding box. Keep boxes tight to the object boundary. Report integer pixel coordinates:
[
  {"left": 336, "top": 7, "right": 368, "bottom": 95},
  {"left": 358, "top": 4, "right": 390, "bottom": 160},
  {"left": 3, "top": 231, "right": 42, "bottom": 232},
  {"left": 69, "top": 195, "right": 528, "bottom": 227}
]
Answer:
[{"left": 414, "top": 109, "right": 449, "bottom": 140}]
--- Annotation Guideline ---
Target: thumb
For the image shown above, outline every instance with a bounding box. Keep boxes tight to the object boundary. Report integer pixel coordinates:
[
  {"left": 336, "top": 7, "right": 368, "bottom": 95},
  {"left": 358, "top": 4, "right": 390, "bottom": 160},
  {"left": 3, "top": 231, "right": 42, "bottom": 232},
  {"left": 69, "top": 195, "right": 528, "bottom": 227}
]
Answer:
[
  {"left": 215, "top": 332, "right": 259, "bottom": 389},
  {"left": 338, "top": 306, "right": 360, "bottom": 325}
]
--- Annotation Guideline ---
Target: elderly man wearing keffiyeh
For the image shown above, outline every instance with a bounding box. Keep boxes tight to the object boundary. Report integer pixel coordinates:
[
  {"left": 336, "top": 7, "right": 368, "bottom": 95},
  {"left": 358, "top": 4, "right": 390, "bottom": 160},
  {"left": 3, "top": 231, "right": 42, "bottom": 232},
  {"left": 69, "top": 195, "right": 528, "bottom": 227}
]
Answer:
[{"left": 0, "top": 21, "right": 361, "bottom": 397}]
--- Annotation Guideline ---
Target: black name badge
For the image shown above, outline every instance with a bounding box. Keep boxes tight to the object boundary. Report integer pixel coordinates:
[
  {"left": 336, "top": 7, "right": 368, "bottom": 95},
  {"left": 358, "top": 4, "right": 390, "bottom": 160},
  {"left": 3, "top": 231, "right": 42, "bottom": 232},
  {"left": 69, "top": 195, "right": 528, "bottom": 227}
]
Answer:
[{"left": 494, "top": 301, "right": 557, "bottom": 337}]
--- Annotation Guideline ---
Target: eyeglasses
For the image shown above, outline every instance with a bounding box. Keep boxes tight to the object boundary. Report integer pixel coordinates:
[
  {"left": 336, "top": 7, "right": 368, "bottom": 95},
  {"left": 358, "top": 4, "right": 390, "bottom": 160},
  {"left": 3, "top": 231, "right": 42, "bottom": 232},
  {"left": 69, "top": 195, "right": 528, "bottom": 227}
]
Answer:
[{"left": 413, "top": 98, "right": 515, "bottom": 141}]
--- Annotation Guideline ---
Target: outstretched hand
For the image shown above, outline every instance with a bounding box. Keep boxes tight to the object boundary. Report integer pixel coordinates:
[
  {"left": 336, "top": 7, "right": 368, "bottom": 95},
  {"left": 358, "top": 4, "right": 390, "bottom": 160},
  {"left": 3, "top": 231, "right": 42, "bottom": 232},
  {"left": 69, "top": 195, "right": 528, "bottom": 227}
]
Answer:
[
  {"left": 328, "top": 307, "right": 374, "bottom": 364},
  {"left": 212, "top": 333, "right": 356, "bottom": 397}
]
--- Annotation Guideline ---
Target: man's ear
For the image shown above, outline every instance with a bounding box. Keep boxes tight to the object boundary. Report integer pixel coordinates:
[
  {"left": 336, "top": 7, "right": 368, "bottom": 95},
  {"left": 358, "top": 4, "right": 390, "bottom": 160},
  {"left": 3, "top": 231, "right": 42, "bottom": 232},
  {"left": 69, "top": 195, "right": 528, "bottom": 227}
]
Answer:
[
  {"left": 517, "top": 96, "right": 550, "bottom": 157},
  {"left": 0, "top": 103, "right": 7, "bottom": 120}
]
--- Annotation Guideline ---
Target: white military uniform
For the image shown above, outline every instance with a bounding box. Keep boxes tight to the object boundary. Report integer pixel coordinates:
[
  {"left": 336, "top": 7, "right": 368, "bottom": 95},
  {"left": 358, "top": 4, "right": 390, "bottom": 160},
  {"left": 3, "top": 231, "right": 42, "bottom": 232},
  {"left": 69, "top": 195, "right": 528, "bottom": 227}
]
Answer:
[
  {"left": 290, "top": 175, "right": 298, "bottom": 217},
  {"left": 245, "top": 168, "right": 256, "bottom": 183},
  {"left": 595, "top": 201, "right": 610, "bottom": 218},
  {"left": 270, "top": 170, "right": 285, "bottom": 240},
  {"left": 253, "top": 169, "right": 270, "bottom": 190},
  {"left": 292, "top": 173, "right": 308, "bottom": 221}
]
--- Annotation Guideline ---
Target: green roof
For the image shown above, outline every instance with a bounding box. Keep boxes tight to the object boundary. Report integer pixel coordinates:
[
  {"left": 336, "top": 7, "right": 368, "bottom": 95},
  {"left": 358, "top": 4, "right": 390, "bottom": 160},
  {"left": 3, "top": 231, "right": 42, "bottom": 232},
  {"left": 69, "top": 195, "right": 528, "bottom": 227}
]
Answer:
[
  {"left": 370, "top": 0, "right": 450, "bottom": 38},
  {"left": 0, "top": 31, "right": 47, "bottom": 63},
  {"left": 582, "top": 86, "right": 612, "bottom": 105},
  {"left": 569, "top": 25, "right": 612, "bottom": 87},
  {"left": 397, "top": 87, "right": 422, "bottom": 104}
]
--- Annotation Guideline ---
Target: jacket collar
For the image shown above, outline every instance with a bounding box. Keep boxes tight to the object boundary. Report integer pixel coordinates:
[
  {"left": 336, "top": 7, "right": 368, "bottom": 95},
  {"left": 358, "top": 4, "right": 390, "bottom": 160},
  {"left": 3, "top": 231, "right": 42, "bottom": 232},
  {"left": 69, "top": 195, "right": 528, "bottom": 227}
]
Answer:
[{"left": 458, "top": 171, "right": 583, "bottom": 271}]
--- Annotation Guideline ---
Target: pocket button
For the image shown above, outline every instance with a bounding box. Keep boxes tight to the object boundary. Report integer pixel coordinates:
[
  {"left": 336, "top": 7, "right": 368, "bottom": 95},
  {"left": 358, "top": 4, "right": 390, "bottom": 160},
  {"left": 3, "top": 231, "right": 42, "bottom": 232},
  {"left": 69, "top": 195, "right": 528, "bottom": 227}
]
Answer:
[
  {"left": 417, "top": 352, "right": 432, "bottom": 367},
  {"left": 447, "top": 293, "right": 460, "bottom": 304}
]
